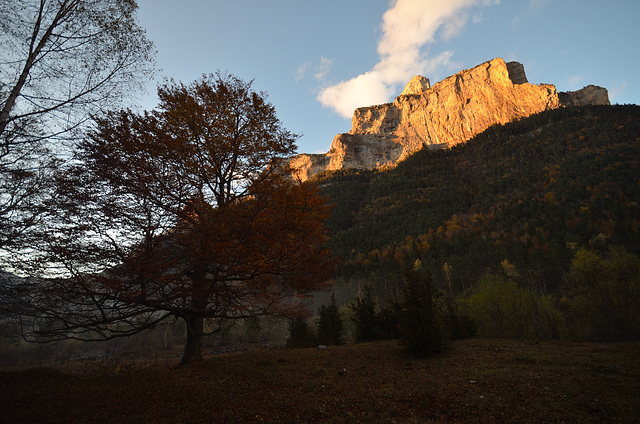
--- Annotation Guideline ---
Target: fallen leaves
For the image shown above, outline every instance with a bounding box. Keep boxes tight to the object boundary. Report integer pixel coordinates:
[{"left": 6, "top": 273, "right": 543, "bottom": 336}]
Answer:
[{"left": 1, "top": 338, "right": 639, "bottom": 423}]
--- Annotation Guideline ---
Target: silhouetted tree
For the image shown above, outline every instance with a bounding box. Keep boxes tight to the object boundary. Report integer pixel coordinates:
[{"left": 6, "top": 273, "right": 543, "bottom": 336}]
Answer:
[
  {"left": 317, "top": 292, "right": 344, "bottom": 345},
  {"left": 397, "top": 260, "right": 444, "bottom": 357},
  {"left": 349, "top": 286, "right": 379, "bottom": 342},
  {"left": 0, "top": 0, "right": 154, "bottom": 260},
  {"left": 5, "top": 73, "right": 333, "bottom": 365},
  {"left": 286, "top": 316, "right": 316, "bottom": 348},
  {"left": 0, "top": 0, "right": 154, "bottom": 138}
]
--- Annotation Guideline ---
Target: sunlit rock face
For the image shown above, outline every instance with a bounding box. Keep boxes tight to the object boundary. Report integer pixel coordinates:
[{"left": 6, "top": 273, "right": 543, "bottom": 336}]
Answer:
[
  {"left": 400, "top": 75, "right": 431, "bottom": 95},
  {"left": 289, "top": 58, "right": 610, "bottom": 181}
]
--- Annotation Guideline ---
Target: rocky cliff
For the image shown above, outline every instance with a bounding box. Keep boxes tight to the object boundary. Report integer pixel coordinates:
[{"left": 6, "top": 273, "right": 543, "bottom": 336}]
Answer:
[{"left": 290, "top": 58, "right": 610, "bottom": 181}]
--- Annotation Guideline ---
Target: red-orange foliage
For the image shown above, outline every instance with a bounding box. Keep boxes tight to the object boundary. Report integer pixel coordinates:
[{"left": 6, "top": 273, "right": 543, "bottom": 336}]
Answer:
[{"left": 16, "top": 73, "right": 333, "bottom": 364}]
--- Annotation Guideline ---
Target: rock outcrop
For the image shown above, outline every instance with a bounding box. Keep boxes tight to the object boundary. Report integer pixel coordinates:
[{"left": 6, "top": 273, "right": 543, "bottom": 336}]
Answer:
[
  {"left": 290, "top": 58, "right": 610, "bottom": 181},
  {"left": 558, "top": 85, "right": 610, "bottom": 107},
  {"left": 400, "top": 75, "right": 431, "bottom": 95},
  {"left": 506, "top": 61, "right": 528, "bottom": 84}
]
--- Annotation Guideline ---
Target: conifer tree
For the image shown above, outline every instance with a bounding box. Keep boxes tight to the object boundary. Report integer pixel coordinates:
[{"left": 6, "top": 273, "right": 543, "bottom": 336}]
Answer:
[
  {"left": 397, "top": 260, "right": 444, "bottom": 357},
  {"left": 286, "top": 317, "right": 316, "bottom": 348},
  {"left": 349, "top": 286, "right": 379, "bottom": 342},
  {"left": 317, "top": 292, "right": 345, "bottom": 345}
]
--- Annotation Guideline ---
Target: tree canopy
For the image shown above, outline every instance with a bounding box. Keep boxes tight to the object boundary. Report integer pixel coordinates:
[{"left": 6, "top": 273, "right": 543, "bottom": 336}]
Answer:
[
  {"left": 8, "top": 73, "right": 333, "bottom": 364},
  {"left": 320, "top": 105, "right": 640, "bottom": 298}
]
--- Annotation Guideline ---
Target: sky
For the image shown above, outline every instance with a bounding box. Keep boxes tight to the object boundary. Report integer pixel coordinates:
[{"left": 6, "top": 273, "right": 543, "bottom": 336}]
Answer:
[{"left": 135, "top": 0, "right": 640, "bottom": 155}]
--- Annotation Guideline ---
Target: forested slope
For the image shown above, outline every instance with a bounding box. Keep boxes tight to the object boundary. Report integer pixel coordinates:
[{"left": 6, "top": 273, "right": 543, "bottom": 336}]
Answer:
[{"left": 319, "top": 105, "right": 640, "bottom": 298}]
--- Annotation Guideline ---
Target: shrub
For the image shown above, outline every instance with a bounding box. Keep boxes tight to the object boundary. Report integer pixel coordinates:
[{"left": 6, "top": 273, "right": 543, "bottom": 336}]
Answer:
[
  {"left": 377, "top": 302, "right": 400, "bottom": 340},
  {"left": 460, "top": 273, "right": 533, "bottom": 338},
  {"left": 443, "top": 299, "right": 477, "bottom": 340},
  {"left": 244, "top": 317, "right": 262, "bottom": 343}
]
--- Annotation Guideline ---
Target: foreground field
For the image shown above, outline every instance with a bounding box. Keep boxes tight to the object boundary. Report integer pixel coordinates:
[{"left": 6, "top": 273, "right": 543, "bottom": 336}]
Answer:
[{"left": 1, "top": 338, "right": 638, "bottom": 423}]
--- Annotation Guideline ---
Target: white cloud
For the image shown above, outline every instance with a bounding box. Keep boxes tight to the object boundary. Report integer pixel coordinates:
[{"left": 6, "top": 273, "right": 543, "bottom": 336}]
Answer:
[
  {"left": 314, "top": 57, "right": 332, "bottom": 81},
  {"left": 527, "top": 0, "right": 550, "bottom": 14},
  {"left": 295, "top": 62, "right": 309, "bottom": 82},
  {"left": 318, "top": 71, "right": 395, "bottom": 118},
  {"left": 512, "top": 0, "right": 548, "bottom": 27},
  {"left": 317, "top": 0, "right": 500, "bottom": 118},
  {"left": 441, "top": 13, "right": 470, "bottom": 41}
]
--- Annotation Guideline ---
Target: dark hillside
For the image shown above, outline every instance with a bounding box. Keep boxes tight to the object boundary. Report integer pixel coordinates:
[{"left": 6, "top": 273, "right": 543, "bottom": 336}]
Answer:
[{"left": 319, "top": 105, "right": 640, "bottom": 297}]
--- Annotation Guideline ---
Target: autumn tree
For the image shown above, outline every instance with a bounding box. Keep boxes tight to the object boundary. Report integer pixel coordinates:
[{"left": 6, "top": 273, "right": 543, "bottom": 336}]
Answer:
[
  {"left": 0, "top": 0, "right": 154, "bottom": 256},
  {"left": 564, "top": 246, "right": 640, "bottom": 341},
  {"left": 7, "top": 73, "right": 333, "bottom": 364}
]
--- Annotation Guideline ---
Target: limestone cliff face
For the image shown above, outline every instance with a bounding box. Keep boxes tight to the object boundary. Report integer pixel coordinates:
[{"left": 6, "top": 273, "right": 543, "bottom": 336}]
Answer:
[{"left": 290, "top": 58, "right": 610, "bottom": 181}]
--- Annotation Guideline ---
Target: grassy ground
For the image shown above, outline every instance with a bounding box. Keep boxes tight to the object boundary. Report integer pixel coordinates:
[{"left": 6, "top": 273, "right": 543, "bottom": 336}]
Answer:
[{"left": 0, "top": 338, "right": 638, "bottom": 423}]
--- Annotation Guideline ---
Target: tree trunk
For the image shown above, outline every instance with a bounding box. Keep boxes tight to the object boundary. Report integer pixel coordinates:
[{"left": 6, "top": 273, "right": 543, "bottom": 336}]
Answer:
[{"left": 179, "top": 315, "right": 204, "bottom": 366}]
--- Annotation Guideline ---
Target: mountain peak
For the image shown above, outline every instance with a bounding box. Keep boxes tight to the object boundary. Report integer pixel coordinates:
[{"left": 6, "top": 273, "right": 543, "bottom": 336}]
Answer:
[{"left": 400, "top": 75, "right": 431, "bottom": 96}]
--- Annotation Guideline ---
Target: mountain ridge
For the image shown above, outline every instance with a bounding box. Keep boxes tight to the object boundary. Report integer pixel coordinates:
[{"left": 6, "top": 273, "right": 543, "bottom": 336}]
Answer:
[{"left": 290, "top": 58, "right": 609, "bottom": 181}]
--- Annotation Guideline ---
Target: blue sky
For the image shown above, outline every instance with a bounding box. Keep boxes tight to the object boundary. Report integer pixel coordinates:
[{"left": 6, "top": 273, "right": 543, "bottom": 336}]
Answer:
[{"left": 135, "top": 0, "right": 639, "bottom": 155}]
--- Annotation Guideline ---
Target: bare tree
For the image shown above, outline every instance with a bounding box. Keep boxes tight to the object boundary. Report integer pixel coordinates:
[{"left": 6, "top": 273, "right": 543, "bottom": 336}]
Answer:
[
  {"left": 0, "top": 0, "right": 154, "bottom": 253},
  {"left": 0, "top": 0, "right": 155, "bottom": 138}
]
